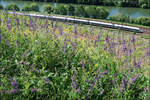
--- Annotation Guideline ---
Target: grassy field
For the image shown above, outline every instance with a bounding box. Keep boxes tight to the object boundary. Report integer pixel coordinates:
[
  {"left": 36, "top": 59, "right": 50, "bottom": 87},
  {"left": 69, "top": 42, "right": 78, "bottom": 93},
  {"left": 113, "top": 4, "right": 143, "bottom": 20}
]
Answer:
[{"left": 0, "top": 11, "right": 150, "bottom": 100}]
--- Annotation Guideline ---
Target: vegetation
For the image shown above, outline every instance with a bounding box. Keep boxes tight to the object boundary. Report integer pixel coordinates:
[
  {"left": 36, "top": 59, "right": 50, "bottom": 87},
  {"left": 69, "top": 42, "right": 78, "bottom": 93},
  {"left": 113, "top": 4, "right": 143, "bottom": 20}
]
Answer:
[
  {"left": 110, "top": 14, "right": 150, "bottom": 26},
  {"left": 43, "top": 4, "right": 53, "bottom": 14},
  {"left": 2, "top": 3, "right": 150, "bottom": 26},
  {"left": 0, "top": 5, "right": 4, "bottom": 10},
  {"left": 5, "top": 4, "right": 20, "bottom": 11},
  {"left": 22, "top": 4, "right": 32, "bottom": 12},
  {"left": 13, "top": 0, "right": 150, "bottom": 8},
  {"left": 30, "top": 3, "right": 39, "bottom": 12},
  {"left": 0, "top": 11, "right": 150, "bottom": 100},
  {"left": 21, "top": 3, "right": 39, "bottom": 12}
]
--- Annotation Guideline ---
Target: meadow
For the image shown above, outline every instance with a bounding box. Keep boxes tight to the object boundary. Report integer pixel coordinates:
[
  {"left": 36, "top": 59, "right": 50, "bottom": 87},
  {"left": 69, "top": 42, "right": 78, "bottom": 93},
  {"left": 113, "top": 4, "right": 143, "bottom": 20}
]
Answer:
[{"left": 0, "top": 11, "right": 150, "bottom": 100}]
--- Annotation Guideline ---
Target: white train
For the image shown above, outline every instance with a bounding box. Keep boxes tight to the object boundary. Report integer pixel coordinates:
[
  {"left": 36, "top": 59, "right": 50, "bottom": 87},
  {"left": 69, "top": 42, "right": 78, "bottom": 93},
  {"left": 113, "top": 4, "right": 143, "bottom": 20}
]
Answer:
[{"left": 8, "top": 12, "right": 143, "bottom": 33}]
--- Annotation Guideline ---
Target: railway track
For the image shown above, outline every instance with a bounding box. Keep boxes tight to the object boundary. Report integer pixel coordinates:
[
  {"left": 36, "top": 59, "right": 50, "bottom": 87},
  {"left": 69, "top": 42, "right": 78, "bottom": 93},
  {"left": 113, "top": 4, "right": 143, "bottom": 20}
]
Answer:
[{"left": 8, "top": 12, "right": 143, "bottom": 33}]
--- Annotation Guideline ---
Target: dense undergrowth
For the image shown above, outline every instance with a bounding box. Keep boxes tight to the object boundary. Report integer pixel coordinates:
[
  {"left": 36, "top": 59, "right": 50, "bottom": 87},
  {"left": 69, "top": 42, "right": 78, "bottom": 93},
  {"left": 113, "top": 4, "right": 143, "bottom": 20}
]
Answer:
[{"left": 0, "top": 11, "right": 150, "bottom": 100}]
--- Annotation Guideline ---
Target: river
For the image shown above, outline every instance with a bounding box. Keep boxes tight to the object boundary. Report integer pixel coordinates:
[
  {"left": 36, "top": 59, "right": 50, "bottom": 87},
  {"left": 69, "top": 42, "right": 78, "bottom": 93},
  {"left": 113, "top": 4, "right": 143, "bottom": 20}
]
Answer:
[{"left": 0, "top": 0, "right": 150, "bottom": 19}]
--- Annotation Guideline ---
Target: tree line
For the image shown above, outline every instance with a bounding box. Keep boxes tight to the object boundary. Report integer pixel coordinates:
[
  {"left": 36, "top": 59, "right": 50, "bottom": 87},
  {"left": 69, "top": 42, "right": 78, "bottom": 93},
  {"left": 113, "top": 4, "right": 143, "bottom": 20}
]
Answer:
[{"left": 21, "top": 0, "right": 150, "bottom": 8}]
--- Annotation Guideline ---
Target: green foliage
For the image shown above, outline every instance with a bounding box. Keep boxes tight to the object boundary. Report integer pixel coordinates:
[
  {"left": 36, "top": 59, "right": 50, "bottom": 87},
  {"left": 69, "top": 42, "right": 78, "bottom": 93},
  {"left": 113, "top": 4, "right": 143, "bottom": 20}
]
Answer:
[
  {"left": 0, "top": 11, "right": 149, "bottom": 100},
  {"left": 65, "top": 5, "right": 75, "bottom": 16},
  {"left": 5, "top": 4, "right": 20, "bottom": 11},
  {"left": 74, "top": 5, "right": 85, "bottom": 17},
  {"left": 0, "top": 5, "right": 3, "bottom": 10},
  {"left": 110, "top": 14, "right": 150, "bottom": 26},
  {"left": 22, "top": 4, "right": 32, "bottom": 12},
  {"left": 53, "top": 5, "right": 67, "bottom": 15},
  {"left": 43, "top": 4, "right": 53, "bottom": 14},
  {"left": 136, "top": 16, "right": 150, "bottom": 26},
  {"left": 30, "top": 3, "right": 39, "bottom": 12}
]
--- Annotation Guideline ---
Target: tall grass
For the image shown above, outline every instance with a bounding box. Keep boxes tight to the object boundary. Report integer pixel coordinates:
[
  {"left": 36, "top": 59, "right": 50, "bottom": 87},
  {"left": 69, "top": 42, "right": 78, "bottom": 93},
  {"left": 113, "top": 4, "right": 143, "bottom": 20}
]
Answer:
[{"left": 0, "top": 11, "right": 150, "bottom": 100}]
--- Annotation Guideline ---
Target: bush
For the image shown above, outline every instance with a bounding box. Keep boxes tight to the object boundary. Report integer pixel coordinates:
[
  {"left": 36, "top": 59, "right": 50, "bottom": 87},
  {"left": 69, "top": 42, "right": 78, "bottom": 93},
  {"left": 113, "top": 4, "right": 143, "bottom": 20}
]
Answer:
[
  {"left": 30, "top": 3, "right": 39, "bottom": 12},
  {"left": 110, "top": 14, "right": 150, "bottom": 26},
  {"left": 5, "top": 4, "right": 20, "bottom": 11},
  {"left": 136, "top": 17, "right": 150, "bottom": 26},
  {"left": 0, "top": 5, "right": 3, "bottom": 10},
  {"left": 96, "top": 7, "right": 109, "bottom": 19},
  {"left": 43, "top": 4, "right": 53, "bottom": 14},
  {"left": 74, "top": 5, "right": 85, "bottom": 17},
  {"left": 22, "top": 4, "right": 32, "bottom": 12},
  {"left": 84, "top": 6, "right": 109, "bottom": 19},
  {"left": 65, "top": 5, "right": 75, "bottom": 16},
  {"left": 109, "top": 14, "right": 130, "bottom": 22},
  {"left": 54, "top": 5, "right": 67, "bottom": 15}
]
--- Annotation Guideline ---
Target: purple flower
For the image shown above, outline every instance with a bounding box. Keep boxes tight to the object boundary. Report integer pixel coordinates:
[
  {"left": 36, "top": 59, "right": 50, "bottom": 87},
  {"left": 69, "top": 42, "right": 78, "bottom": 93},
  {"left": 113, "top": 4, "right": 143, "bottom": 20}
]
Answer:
[
  {"left": 16, "top": 18, "right": 20, "bottom": 25},
  {"left": 131, "top": 35, "right": 135, "bottom": 43},
  {"left": 128, "top": 49, "right": 132, "bottom": 56},
  {"left": 105, "top": 35, "right": 109, "bottom": 43},
  {"left": 11, "top": 80, "right": 18, "bottom": 88},
  {"left": 120, "top": 77, "right": 127, "bottom": 93},
  {"left": 59, "top": 27, "right": 63, "bottom": 36},
  {"left": 145, "top": 46, "right": 150, "bottom": 56},
  {"left": 131, "top": 75, "right": 139, "bottom": 83},
  {"left": 122, "top": 44, "right": 127, "bottom": 52},
  {"left": 31, "top": 88, "right": 38, "bottom": 93},
  {"left": 134, "top": 61, "right": 141, "bottom": 68},
  {"left": 72, "top": 71, "right": 80, "bottom": 93},
  {"left": 63, "top": 40, "right": 67, "bottom": 53},
  {"left": 104, "top": 44, "right": 107, "bottom": 50}
]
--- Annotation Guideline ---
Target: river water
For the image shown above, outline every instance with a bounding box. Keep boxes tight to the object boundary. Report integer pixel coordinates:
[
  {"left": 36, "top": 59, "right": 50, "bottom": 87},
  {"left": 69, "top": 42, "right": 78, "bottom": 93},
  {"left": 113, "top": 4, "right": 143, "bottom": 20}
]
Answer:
[{"left": 0, "top": 0, "right": 150, "bottom": 19}]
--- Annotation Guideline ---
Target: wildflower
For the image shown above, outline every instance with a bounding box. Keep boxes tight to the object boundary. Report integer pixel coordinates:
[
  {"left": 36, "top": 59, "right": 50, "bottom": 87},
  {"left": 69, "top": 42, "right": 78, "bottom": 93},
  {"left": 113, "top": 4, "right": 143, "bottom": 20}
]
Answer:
[
  {"left": 72, "top": 71, "right": 80, "bottom": 93},
  {"left": 120, "top": 76, "right": 127, "bottom": 93},
  {"left": 131, "top": 75, "right": 139, "bottom": 83},
  {"left": 128, "top": 49, "right": 132, "bottom": 56},
  {"left": 11, "top": 80, "right": 18, "bottom": 89},
  {"left": 131, "top": 35, "right": 135, "bottom": 43},
  {"left": 122, "top": 43, "right": 127, "bottom": 52},
  {"left": 16, "top": 18, "right": 20, "bottom": 25},
  {"left": 59, "top": 27, "right": 63, "bottom": 36},
  {"left": 105, "top": 35, "right": 109, "bottom": 43},
  {"left": 31, "top": 88, "right": 38, "bottom": 93},
  {"left": 104, "top": 44, "right": 107, "bottom": 50},
  {"left": 63, "top": 40, "right": 67, "bottom": 54}
]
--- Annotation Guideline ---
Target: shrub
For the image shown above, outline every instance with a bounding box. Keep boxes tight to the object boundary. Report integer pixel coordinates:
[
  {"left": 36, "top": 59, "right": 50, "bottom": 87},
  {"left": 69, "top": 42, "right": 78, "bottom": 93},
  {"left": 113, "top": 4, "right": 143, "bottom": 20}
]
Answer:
[
  {"left": 136, "top": 17, "right": 150, "bottom": 26},
  {"left": 54, "top": 5, "right": 67, "bottom": 15},
  {"left": 22, "top": 4, "right": 32, "bottom": 12},
  {"left": 96, "top": 7, "right": 109, "bottom": 19},
  {"left": 109, "top": 14, "right": 130, "bottom": 22},
  {"left": 30, "top": 3, "right": 39, "bottom": 12},
  {"left": 5, "top": 4, "right": 20, "bottom": 11},
  {"left": 65, "top": 5, "right": 75, "bottom": 16},
  {"left": 74, "top": 5, "right": 85, "bottom": 17},
  {"left": 0, "top": 5, "right": 3, "bottom": 10},
  {"left": 43, "top": 4, "right": 53, "bottom": 14}
]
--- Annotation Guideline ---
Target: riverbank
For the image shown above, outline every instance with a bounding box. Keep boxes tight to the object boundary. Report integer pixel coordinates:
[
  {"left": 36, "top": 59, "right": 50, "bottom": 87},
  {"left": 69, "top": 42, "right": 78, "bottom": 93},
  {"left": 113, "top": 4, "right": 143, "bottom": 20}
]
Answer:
[{"left": 1, "top": 0, "right": 150, "bottom": 18}]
